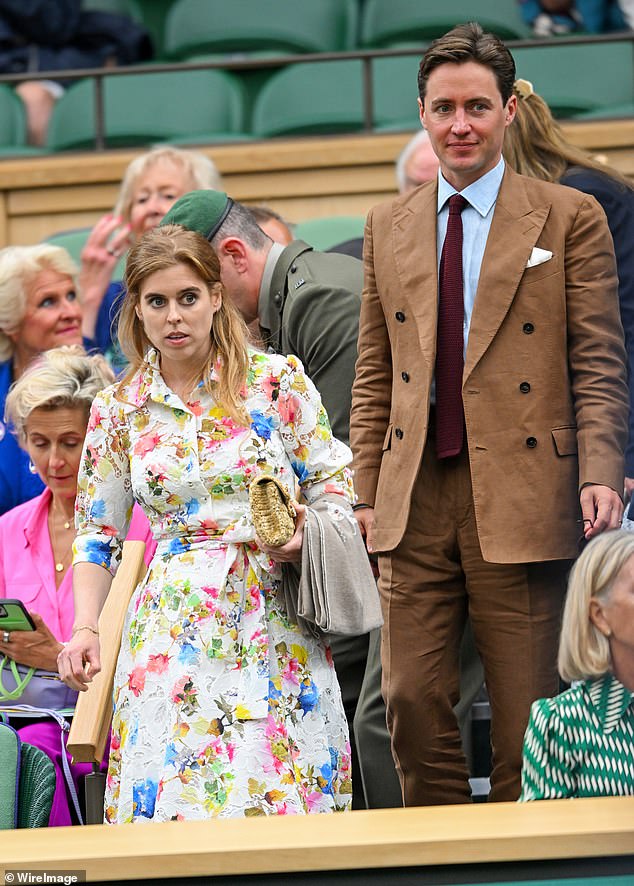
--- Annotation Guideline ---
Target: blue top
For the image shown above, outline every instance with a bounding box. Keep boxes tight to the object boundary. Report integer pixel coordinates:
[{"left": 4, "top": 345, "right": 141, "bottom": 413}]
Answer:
[
  {"left": 560, "top": 168, "right": 634, "bottom": 477},
  {"left": 0, "top": 282, "right": 124, "bottom": 515},
  {"left": 0, "top": 359, "right": 44, "bottom": 515}
]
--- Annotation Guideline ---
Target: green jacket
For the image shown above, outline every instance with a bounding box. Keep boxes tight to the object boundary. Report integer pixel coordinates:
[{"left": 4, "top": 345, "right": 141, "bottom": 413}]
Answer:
[{"left": 259, "top": 240, "right": 363, "bottom": 446}]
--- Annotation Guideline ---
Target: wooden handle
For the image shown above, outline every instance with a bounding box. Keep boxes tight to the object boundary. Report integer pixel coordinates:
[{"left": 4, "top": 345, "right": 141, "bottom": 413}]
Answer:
[{"left": 67, "top": 540, "right": 147, "bottom": 764}]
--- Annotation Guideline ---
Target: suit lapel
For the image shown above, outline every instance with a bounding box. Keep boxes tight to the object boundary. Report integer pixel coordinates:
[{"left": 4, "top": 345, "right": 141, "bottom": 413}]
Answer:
[
  {"left": 391, "top": 184, "right": 439, "bottom": 372},
  {"left": 464, "top": 169, "right": 551, "bottom": 380}
]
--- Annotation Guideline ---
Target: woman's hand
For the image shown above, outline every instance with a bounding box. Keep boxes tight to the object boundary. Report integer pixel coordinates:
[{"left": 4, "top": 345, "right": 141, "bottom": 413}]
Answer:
[
  {"left": 257, "top": 501, "right": 306, "bottom": 563},
  {"left": 57, "top": 627, "right": 101, "bottom": 692},
  {"left": 0, "top": 612, "right": 63, "bottom": 671},
  {"left": 79, "top": 214, "right": 132, "bottom": 339}
]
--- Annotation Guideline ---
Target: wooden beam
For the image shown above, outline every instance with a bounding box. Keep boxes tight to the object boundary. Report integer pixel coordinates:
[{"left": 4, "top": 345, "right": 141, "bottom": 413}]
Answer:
[{"left": 0, "top": 797, "right": 632, "bottom": 880}]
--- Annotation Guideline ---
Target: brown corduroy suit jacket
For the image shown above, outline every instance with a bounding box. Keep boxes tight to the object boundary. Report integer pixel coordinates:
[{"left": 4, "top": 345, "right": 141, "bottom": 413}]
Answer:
[{"left": 350, "top": 166, "right": 629, "bottom": 564}]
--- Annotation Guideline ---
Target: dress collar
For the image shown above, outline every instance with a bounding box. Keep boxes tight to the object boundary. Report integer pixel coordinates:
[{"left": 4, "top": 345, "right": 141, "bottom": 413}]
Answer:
[
  {"left": 22, "top": 487, "right": 52, "bottom": 549},
  {"left": 587, "top": 673, "right": 633, "bottom": 733}
]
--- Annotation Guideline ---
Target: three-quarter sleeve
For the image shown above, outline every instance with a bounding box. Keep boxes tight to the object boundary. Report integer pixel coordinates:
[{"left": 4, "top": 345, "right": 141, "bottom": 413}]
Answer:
[
  {"left": 275, "top": 355, "right": 354, "bottom": 505},
  {"left": 519, "top": 696, "right": 576, "bottom": 801},
  {"left": 73, "top": 389, "right": 135, "bottom": 575}
]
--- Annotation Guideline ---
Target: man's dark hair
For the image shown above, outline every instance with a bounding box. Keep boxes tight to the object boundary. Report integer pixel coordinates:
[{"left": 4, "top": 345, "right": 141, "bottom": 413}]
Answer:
[{"left": 418, "top": 22, "right": 516, "bottom": 106}]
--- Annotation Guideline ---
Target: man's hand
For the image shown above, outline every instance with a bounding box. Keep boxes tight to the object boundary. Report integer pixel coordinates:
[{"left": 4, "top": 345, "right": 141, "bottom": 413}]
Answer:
[
  {"left": 354, "top": 506, "right": 376, "bottom": 553},
  {"left": 580, "top": 484, "right": 624, "bottom": 540}
]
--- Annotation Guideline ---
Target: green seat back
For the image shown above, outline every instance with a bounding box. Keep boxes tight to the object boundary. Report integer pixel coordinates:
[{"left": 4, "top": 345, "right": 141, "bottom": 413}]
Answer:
[
  {"left": 512, "top": 41, "right": 634, "bottom": 118},
  {"left": 252, "top": 60, "right": 366, "bottom": 137},
  {"left": 252, "top": 57, "right": 423, "bottom": 137},
  {"left": 164, "top": 0, "right": 358, "bottom": 59},
  {"left": 17, "top": 743, "right": 56, "bottom": 829},
  {"left": 360, "top": 0, "right": 531, "bottom": 47},
  {"left": 373, "top": 55, "right": 423, "bottom": 131},
  {"left": 44, "top": 228, "right": 127, "bottom": 279},
  {"left": 0, "top": 722, "right": 20, "bottom": 829},
  {"left": 0, "top": 84, "right": 30, "bottom": 151},
  {"left": 294, "top": 216, "right": 366, "bottom": 252},
  {"left": 46, "top": 68, "right": 247, "bottom": 151}
]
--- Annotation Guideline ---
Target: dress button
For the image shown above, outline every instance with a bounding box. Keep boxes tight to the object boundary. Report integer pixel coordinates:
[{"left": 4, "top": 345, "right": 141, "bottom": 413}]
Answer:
[
  {"left": 290, "top": 265, "right": 297, "bottom": 273},
  {"left": 401, "top": 371, "right": 410, "bottom": 382},
  {"left": 519, "top": 381, "right": 531, "bottom": 393},
  {"left": 523, "top": 322, "right": 535, "bottom": 334},
  {"left": 525, "top": 436, "right": 538, "bottom": 448},
  {"left": 395, "top": 428, "right": 404, "bottom": 439},
  {"left": 395, "top": 311, "right": 406, "bottom": 322}
]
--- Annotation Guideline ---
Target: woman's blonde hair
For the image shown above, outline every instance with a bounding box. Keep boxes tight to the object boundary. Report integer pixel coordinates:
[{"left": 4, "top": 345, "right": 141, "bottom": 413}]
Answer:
[
  {"left": 504, "top": 80, "right": 633, "bottom": 189},
  {"left": 113, "top": 147, "right": 222, "bottom": 223},
  {"left": 5, "top": 345, "right": 114, "bottom": 446},
  {"left": 0, "top": 244, "right": 78, "bottom": 362},
  {"left": 559, "top": 529, "right": 634, "bottom": 682},
  {"left": 117, "top": 224, "right": 250, "bottom": 426}
]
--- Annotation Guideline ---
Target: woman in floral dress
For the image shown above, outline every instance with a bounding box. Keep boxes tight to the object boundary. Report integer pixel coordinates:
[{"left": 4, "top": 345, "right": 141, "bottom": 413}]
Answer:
[{"left": 58, "top": 225, "right": 353, "bottom": 823}]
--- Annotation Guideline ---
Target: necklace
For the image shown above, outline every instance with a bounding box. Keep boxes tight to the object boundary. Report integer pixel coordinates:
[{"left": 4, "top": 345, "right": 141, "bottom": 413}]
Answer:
[
  {"left": 52, "top": 497, "right": 74, "bottom": 531},
  {"left": 50, "top": 498, "right": 75, "bottom": 574}
]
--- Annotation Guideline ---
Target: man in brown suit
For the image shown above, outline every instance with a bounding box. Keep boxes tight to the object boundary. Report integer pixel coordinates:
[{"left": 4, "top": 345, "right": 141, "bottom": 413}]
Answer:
[{"left": 350, "top": 22, "right": 629, "bottom": 805}]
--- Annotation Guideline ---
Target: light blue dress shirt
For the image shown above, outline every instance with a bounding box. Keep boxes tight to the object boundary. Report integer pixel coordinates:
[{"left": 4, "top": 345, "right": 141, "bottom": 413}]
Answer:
[{"left": 436, "top": 156, "right": 505, "bottom": 359}]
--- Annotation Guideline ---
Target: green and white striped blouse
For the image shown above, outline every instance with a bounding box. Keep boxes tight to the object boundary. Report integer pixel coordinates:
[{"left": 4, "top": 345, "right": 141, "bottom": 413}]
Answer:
[{"left": 520, "top": 673, "right": 634, "bottom": 801}]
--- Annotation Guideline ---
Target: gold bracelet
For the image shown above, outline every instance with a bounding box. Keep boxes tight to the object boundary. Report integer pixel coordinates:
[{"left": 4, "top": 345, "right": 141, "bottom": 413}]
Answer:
[{"left": 71, "top": 624, "right": 99, "bottom": 637}]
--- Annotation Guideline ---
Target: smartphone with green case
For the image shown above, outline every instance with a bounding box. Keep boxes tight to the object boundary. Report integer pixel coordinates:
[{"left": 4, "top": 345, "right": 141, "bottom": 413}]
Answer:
[{"left": 0, "top": 600, "right": 36, "bottom": 631}]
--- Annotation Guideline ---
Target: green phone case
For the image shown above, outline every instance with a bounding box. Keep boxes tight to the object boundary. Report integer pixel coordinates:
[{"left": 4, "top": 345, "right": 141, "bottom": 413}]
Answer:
[{"left": 0, "top": 600, "right": 36, "bottom": 631}]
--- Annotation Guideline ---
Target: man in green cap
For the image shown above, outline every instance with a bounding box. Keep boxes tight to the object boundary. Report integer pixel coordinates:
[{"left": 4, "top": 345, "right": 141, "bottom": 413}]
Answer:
[{"left": 160, "top": 188, "right": 402, "bottom": 810}]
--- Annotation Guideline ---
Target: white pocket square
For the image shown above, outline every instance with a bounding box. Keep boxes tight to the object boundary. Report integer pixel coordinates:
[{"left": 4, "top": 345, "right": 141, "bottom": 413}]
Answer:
[{"left": 526, "top": 247, "right": 553, "bottom": 269}]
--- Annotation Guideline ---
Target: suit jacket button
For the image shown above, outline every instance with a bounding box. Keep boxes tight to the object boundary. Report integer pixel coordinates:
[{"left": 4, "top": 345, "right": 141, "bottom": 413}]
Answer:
[
  {"left": 401, "top": 371, "right": 410, "bottom": 382},
  {"left": 523, "top": 322, "right": 535, "bottom": 334},
  {"left": 526, "top": 436, "right": 538, "bottom": 448},
  {"left": 395, "top": 311, "right": 406, "bottom": 322},
  {"left": 519, "top": 381, "right": 531, "bottom": 393},
  {"left": 290, "top": 265, "right": 297, "bottom": 273},
  {"left": 395, "top": 428, "right": 404, "bottom": 439},
  {"left": 273, "top": 292, "right": 282, "bottom": 306}
]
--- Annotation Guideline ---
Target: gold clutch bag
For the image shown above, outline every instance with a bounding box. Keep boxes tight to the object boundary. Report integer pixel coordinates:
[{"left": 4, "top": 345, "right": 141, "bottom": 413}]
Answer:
[{"left": 249, "top": 474, "right": 296, "bottom": 547}]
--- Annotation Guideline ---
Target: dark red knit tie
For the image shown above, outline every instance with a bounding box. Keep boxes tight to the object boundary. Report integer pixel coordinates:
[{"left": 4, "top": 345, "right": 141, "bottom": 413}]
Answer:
[{"left": 435, "top": 193, "right": 467, "bottom": 459}]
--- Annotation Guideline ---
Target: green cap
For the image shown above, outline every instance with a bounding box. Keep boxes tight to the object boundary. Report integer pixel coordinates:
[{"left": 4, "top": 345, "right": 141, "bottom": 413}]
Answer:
[{"left": 160, "top": 189, "right": 234, "bottom": 241}]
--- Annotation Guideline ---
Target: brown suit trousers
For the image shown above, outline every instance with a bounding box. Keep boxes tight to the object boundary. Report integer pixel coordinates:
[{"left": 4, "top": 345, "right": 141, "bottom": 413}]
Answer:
[{"left": 378, "top": 416, "right": 570, "bottom": 805}]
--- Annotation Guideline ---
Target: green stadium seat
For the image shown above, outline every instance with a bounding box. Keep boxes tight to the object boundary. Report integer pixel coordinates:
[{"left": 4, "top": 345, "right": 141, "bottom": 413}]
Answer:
[
  {"left": 17, "top": 744, "right": 57, "bottom": 829},
  {"left": 44, "top": 227, "right": 127, "bottom": 278},
  {"left": 294, "top": 216, "right": 366, "bottom": 252},
  {"left": 0, "top": 84, "right": 45, "bottom": 156},
  {"left": 163, "top": 0, "right": 358, "bottom": 59},
  {"left": 512, "top": 41, "right": 634, "bottom": 118},
  {"left": 251, "top": 57, "right": 423, "bottom": 138},
  {"left": 46, "top": 68, "right": 248, "bottom": 151},
  {"left": 252, "top": 61, "right": 365, "bottom": 137},
  {"left": 360, "top": 0, "right": 531, "bottom": 47}
]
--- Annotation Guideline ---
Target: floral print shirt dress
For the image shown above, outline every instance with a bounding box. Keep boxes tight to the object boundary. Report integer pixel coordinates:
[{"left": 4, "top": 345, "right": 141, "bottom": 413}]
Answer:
[{"left": 73, "top": 348, "right": 354, "bottom": 823}]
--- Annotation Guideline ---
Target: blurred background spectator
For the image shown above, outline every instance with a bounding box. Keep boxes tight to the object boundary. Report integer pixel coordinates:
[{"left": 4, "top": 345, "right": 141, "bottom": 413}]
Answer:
[
  {"left": 0, "top": 244, "right": 86, "bottom": 514},
  {"left": 78, "top": 146, "right": 221, "bottom": 365},
  {"left": 519, "top": 0, "right": 634, "bottom": 34},
  {"left": 250, "top": 205, "right": 294, "bottom": 245},
  {"left": 0, "top": 0, "right": 152, "bottom": 146},
  {"left": 504, "top": 78, "right": 634, "bottom": 495}
]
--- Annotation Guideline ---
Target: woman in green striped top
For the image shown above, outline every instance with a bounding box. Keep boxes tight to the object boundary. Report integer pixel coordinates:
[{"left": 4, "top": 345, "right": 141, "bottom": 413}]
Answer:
[{"left": 520, "top": 530, "right": 634, "bottom": 800}]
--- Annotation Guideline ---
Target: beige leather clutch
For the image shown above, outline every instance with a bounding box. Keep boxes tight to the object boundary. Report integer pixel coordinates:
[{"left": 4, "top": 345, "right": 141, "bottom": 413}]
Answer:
[{"left": 249, "top": 474, "right": 296, "bottom": 547}]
